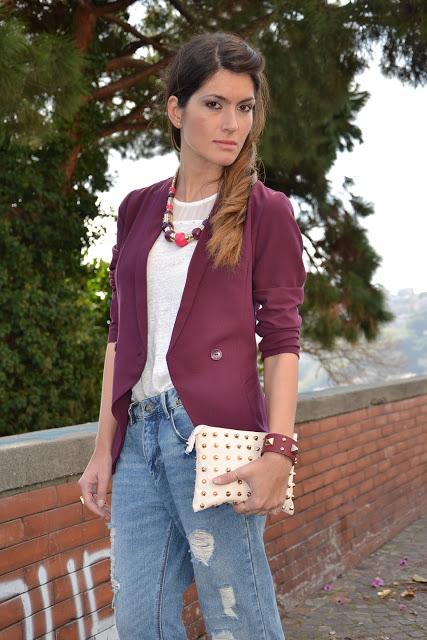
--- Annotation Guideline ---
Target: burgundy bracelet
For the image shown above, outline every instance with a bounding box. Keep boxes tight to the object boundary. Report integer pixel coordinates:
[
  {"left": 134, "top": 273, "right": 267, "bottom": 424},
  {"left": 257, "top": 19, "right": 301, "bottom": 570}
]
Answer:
[{"left": 260, "top": 432, "right": 299, "bottom": 465}]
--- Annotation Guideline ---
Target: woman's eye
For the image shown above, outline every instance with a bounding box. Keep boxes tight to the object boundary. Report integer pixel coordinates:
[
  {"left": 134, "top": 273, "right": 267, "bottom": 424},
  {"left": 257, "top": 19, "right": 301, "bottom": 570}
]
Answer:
[
  {"left": 205, "top": 101, "right": 221, "bottom": 109},
  {"left": 205, "top": 101, "right": 254, "bottom": 112}
]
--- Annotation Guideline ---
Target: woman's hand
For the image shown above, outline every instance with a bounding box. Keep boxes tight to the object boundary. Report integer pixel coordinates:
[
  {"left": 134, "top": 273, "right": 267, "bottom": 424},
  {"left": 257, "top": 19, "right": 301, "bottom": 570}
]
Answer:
[
  {"left": 212, "top": 452, "right": 293, "bottom": 516},
  {"left": 78, "top": 446, "right": 113, "bottom": 520}
]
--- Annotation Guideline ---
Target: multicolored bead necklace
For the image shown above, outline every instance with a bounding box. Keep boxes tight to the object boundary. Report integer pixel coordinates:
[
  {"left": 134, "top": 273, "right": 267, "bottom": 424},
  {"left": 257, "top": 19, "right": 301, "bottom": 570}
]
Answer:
[{"left": 161, "top": 167, "right": 211, "bottom": 247}]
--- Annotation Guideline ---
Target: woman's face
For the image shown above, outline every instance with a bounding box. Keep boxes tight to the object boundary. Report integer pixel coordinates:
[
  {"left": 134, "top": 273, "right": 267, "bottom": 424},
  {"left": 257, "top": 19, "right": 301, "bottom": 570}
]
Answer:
[{"left": 168, "top": 69, "right": 256, "bottom": 168}]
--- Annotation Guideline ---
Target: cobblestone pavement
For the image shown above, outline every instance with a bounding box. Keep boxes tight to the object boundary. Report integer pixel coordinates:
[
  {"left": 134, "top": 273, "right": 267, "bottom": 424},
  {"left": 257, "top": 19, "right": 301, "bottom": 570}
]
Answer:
[{"left": 280, "top": 513, "right": 427, "bottom": 640}]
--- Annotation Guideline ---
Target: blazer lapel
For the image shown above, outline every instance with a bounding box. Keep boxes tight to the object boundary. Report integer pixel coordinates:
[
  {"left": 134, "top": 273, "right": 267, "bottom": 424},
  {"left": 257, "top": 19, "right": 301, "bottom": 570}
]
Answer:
[{"left": 135, "top": 175, "right": 219, "bottom": 357}]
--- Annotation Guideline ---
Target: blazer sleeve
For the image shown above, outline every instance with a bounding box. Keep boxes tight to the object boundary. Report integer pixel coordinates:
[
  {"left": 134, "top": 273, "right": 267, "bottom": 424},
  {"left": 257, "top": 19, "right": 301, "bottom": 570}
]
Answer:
[
  {"left": 252, "top": 191, "right": 307, "bottom": 360},
  {"left": 107, "top": 191, "right": 133, "bottom": 344}
]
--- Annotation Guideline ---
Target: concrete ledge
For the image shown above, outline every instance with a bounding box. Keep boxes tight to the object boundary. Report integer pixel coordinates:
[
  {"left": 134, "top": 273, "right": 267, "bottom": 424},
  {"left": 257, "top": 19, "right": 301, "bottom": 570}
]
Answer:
[
  {"left": 0, "top": 422, "right": 99, "bottom": 494},
  {"left": 1, "top": 375, "right": 426, "bottom": 495},
  {"left": 297, "top": 374, "right": 427, "bottom": 422}
]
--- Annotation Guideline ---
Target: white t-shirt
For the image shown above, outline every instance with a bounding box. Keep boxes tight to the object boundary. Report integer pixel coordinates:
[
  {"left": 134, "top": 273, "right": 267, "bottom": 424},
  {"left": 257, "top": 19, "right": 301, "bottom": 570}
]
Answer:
[{"left": 131, "top": 191, "right": 218, "bottom": 402}]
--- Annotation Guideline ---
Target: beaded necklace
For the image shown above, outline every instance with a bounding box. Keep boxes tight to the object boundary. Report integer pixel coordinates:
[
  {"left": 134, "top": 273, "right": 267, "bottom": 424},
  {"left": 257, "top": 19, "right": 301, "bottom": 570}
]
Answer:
[{"left": 161, "top": 167, "right": 215, "bottom": 247}]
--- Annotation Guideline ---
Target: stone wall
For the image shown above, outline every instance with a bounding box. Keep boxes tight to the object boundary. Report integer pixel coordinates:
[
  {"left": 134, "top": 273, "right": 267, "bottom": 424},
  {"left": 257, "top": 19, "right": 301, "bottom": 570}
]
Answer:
[{"left": 1, "top": 376, "right": 426, "bottom": 639}]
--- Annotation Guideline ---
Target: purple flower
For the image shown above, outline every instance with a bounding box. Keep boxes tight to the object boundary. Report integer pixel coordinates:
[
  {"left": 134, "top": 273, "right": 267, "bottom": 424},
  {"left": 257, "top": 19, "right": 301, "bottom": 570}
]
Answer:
[
  {"left": 399, "top": 557, "right": 408, "bottom": 566},
  {"left": 323, "top": 582, "right": 333, "bottom": 592},
  {"left": 399, "top": 603, "right": 407, "bottom": 610},
  {"left": 371, "top": 577, "right": 385, "bottom": 588}
]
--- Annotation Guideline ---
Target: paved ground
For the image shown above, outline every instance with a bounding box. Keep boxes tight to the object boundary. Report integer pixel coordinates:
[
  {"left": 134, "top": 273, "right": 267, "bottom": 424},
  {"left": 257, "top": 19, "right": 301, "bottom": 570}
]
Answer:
[{"left": 281, "top": 513, "right": 427, "bottom": 640}]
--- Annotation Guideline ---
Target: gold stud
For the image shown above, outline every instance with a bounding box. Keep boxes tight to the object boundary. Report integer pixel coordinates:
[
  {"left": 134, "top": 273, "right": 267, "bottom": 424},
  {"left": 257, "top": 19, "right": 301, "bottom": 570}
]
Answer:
[
  {"left": 254, "top": 435, "right": 259, "bottom": 440},
  {"left": 202, "top": 432, "right": 206, "bottom": 436},
  {"left": 248, "top": 456, "right": 253, "bottom": 461},
  {"left": 247, "top": 445, "right": 252, "bottom": 450},
  {"left": 202, "top": 443, "right": 206, "bottom": 448},
  {"left": 226, "top": 467, "right": 231, "bottom": 472},
  {"left": 213, "top": 491, "right": 218, "bottom": 496},
  {"left": 226, "top": 455, "right": 231, "bottom": 460},
  {"left": 202, "top": 454, "right": 206, "bottom": 459},
  {"left": 244, "top": 435, "right": 249, "bottom": 439},
  {"left": 202, "top": 491, "right": 206, "bottom": 496},
  {"left": 237, "top": 455, "right": 242, "bottom": 460},
  {"left": 200, "top": 504, "right": 205, "bottom": 508},
  {"left": 214, "top": 467, "right": 218, "bottom": 471},
  {"left": 226, "top": 491, "right": 231, "bottom": 496},
  {"left": 202, "top": 467, "right": 207, "bottom": 471},
  {"left": 247, "top": 491, "right": 251, "bottom": 496},
  {"left": 214, "top": 443, "right": 218, "bottom": 448},
  {"left": 202, "top": 479, "right": 207, "bottom": 484},
  {"left": 234, "top": 433, "right": 239, "bottom": 438},
  {"left": 238, "top": 480, "right": 243, "bottom": 484}
]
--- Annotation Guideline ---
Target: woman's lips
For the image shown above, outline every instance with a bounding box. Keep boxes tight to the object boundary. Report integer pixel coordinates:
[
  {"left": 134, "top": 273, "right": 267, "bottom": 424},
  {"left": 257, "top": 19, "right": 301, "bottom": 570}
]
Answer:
[{"left": 214, "top": 141, "right": 238, "bottom": 149}]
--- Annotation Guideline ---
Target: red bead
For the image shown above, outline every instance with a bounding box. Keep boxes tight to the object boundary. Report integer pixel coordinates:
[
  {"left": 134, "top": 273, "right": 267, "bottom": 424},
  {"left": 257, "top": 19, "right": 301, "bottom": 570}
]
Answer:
[
  {"left": 175, "top": 232, "right": 188, "bottom": 247},
  {"left": 192, "top": 227, "right": 202, "bottom": 239}
]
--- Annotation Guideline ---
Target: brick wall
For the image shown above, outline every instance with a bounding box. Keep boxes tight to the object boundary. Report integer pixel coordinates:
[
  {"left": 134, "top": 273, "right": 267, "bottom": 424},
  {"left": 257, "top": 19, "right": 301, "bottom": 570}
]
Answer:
[{"left": 1, "top": 376, "right": 426, "bottom": 639}]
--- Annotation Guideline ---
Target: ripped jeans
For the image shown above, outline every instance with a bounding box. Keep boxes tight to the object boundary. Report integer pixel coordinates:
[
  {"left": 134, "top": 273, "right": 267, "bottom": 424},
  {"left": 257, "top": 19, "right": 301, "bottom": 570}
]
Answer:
[{"left": 107, "top": 385, "right": 286, "bottom": 640}]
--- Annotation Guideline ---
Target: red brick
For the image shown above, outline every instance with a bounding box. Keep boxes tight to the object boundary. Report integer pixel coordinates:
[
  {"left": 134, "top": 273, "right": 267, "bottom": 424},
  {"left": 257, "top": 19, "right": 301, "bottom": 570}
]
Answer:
[
  {"left": 0, "top": 622, "right": 22, "bottom": 639},
  {"left": 0, "top": 487, "right": 57, "bottom": 524},
  {"left": 22, "top": 503, "right": 83, "bottom": 539},
  {"left": 336, "top": 408, "right": 369, "bottom": 427},
  {"left": 300, "top": 420, "right": 321, "bottom": 436},
  {"left": 0, "top": 519, "right": 25, "bottom": 549},
  {"left": 48, "top": 519, "right": 108, "bottom": 556},
  {"left": 0, "top": 536, "right": 49, "bottom": 575}
]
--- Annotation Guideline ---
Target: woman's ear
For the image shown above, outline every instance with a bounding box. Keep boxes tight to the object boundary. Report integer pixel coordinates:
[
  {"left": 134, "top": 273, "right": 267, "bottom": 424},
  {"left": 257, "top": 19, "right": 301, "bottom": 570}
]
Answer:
[{"left": 167, "top": 95, "right": 182, "bottom": 129}]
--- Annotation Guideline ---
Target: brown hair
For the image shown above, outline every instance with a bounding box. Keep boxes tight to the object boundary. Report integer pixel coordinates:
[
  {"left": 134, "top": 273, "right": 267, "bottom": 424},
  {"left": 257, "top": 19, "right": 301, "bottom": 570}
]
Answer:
[{"left": 160, "top": 31, "right": 270, "bottom": 271}]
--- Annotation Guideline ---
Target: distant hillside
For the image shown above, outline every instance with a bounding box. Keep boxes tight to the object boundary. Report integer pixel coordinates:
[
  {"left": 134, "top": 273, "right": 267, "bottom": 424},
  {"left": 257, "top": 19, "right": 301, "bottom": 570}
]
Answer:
[{"left": 299, "top": 288, "right": 427, "bottom": 392}]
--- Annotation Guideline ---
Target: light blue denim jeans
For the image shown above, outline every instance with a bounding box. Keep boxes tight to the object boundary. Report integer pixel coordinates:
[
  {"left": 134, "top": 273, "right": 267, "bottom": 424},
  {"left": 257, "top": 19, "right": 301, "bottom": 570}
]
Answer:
[{"left": 107, "top": 385, "right": 286, "bottom": 640}]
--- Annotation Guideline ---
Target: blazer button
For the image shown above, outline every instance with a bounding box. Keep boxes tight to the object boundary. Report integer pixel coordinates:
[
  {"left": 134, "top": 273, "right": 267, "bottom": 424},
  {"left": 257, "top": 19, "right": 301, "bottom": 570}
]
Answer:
[{"left": 210, "top": 348, "right": 222, "bottom": 360}]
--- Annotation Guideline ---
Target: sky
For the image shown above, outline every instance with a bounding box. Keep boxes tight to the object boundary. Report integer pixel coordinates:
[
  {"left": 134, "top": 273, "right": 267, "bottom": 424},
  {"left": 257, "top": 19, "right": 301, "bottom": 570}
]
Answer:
[{"left": 91, "top": 44, "right": 427, "bottom": 297}]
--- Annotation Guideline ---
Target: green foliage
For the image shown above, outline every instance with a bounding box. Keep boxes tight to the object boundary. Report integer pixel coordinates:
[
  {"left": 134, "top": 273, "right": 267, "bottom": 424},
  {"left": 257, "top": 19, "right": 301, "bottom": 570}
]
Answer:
[
  {"left": 1, "top": 0, "right": 426, "bottom": 435},
  {"left": 0, "top": 11, "right": 90, "bottom": 147}
]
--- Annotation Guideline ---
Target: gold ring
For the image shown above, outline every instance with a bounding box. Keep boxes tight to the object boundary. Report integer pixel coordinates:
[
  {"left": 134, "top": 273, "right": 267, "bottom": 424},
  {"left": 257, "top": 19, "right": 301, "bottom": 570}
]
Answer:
[{"left": 79, "top": 495, "right": 85, "bottom": 505}]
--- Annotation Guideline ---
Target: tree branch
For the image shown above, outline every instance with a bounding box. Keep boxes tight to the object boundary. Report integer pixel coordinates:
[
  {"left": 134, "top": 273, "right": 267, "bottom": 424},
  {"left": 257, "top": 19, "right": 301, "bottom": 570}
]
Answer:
[
  {"left": 92, "top": 0, "right": 136, "bottom": 17},
  {"left": 99, "top": 120, "right": 150, "bottom": 137},
  {"left": 167, "top": 0, "right": 196, "bottom": 24},
  {"left": 238, "top": 10, "right": 278, "bottom": 40},
  {"left": 99, "top": 97, "right": 152, "bottom": 130},
  {"left": 106, "top": 56, "right": 149, "bottom": 72},
  {"left": 91, "top": 54, "right": 175, "bottom": 101},
  {"left": 102, "top": 14, "right": 173, "bottom": 56}
]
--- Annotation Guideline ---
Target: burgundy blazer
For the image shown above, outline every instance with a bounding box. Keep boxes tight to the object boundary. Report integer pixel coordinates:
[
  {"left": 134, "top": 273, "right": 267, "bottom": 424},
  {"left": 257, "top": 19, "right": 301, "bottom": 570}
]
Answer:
[{"left": 107, "top": 175, "right": 306, "bottom": 474}]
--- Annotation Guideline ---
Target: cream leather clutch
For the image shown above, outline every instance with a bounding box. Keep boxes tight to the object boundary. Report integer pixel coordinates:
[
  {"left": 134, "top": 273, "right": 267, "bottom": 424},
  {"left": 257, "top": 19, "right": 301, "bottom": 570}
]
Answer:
[{"left": 185, "top": 424, "right": 297, "bottom": 514}]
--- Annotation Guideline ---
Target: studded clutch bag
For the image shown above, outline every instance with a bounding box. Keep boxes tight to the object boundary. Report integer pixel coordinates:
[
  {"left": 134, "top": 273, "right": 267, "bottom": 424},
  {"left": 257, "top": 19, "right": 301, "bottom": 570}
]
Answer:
[{"left": 185, "top": 424, "right": 297, "bottom": 514}]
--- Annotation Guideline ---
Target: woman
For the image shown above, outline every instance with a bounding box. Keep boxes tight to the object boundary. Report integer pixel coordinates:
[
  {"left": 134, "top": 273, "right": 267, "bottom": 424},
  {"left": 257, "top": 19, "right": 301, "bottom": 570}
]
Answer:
[{"left": 79, "top": 31, "right": 306, "bottom": 640}]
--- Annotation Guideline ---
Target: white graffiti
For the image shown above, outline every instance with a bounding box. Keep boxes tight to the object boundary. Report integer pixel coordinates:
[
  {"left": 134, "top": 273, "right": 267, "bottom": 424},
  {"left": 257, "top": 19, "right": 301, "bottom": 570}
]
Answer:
[{"left": 0, "top": 545, "right": 118, "bottom": 639}]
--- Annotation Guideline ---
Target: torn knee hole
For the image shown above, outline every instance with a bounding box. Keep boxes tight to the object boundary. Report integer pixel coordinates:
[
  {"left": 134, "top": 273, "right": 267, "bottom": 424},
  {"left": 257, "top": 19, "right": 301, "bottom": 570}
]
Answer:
[
  {"left": 188, "top": 529, "right": 215, "bottom": 566},
  {"left": 108, "top": 523, "right": 120, "bottom": 609},
  {"left": 212, "top": 631, "right": 236, "bottom": 640},
  {"left": 219, "top": 585, "right": 238, "bottom": 619}
]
